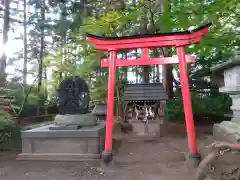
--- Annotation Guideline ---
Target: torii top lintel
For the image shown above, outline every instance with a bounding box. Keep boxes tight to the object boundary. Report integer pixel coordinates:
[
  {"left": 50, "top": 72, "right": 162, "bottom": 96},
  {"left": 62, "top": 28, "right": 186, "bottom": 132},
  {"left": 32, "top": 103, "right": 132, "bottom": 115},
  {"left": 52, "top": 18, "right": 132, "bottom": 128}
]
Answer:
[{"left": 87, "top": 23, "right": 211, "bottom": 50}]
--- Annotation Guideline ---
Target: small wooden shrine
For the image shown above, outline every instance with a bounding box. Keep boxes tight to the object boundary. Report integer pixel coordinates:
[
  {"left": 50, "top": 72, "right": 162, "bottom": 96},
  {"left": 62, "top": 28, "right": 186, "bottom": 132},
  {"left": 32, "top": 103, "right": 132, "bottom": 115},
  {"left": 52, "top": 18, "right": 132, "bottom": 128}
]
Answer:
[{"left": 123, "top": 83, "right": 168, "bottom": 137}]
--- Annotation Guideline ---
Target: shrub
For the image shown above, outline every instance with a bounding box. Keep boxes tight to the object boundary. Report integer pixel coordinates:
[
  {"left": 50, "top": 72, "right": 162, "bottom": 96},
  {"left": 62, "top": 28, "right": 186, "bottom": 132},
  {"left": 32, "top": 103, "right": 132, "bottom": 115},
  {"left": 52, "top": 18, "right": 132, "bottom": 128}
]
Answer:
[
  {"left": 165, "top": 89, "right": 232, "bottom": 124},
  {"left": 0, "top": 114, "right": 21, "bottom": 151}
]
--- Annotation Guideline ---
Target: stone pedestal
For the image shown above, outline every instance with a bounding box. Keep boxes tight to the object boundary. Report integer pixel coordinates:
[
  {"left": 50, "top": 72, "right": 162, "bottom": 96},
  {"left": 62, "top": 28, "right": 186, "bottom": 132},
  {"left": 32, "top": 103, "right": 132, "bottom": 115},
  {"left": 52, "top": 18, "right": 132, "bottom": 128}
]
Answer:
[
  {"left": 18, "top": 77, "right": 107, "bottom": 161},
  {"left": 130, "top": 102, "right": 165, "bottom": 139},
  {"left": 131, "top": 120, "right": 161, "bottom": 138},
  {"left": 211, "top": 54, "right": 240, "bottom": 143},
  {"left": 18, "top": 123, "right": 105, "bottom": 161}
]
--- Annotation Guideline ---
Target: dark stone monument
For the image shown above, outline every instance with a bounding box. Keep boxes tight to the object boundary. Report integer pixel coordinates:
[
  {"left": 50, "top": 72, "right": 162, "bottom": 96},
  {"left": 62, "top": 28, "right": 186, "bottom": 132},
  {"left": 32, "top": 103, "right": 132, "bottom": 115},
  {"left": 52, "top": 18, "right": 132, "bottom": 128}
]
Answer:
[
  {"left": 58, "top": 76, "right": 89, "bottom": 115},
  {"left": 53, "top": 76, "right": 97, "bottom": 130},
  {"left": 18, "top": 76, "right": 106, "bottom": 161}
]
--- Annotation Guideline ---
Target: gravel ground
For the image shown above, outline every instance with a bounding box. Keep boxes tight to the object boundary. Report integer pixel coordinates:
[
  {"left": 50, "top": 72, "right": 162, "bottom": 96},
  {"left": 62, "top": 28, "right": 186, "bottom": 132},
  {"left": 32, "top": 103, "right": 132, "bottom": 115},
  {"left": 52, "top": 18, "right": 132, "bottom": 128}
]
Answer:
[{"left": 0, "top": 124, "right": 214, "bottom": 180}]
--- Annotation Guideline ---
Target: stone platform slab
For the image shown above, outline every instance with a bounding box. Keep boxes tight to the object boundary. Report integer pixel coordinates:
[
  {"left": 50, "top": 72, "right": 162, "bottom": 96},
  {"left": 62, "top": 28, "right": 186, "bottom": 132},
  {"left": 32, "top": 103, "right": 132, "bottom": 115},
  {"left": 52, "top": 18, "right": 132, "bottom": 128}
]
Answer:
[
  {"left": 49, "top": 125, "right": 81, "bottom": 130},
  {"left": 213, "top": 121, "right": 240, "bottom": 143},
  {"left": 18, "top": 123, "right": 105, "bottom": 161}
]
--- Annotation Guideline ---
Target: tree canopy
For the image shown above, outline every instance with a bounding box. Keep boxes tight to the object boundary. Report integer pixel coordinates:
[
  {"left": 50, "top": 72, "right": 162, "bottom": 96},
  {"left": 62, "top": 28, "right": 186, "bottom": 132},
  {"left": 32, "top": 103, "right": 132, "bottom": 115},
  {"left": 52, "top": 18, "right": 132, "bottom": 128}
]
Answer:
[{"left": 0, "top": 0, "right": 239, "bottom": 116}]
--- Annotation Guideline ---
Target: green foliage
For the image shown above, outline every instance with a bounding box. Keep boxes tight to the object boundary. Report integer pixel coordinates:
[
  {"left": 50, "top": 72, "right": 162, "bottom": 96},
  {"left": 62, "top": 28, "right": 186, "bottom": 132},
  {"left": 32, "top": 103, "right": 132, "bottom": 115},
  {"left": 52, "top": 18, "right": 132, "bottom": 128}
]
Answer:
[
  {"left": 0, "top": 112, "right": 21, "bottom": 151},
  {"left": 44, "top": 8, "right": 140, "bottom": 104},
  {"left": 6, "top": 0, "right": 239, "bottom": 119},
  {"left": 169, "top": 0, "right": 240, "bottom": 66},
  {"left": 165, "top": 90, "right": 232, "bottom": 124},
  {"left": 90, "top": 76, "right": 108, "bottom": 105},
  {"left": 1, "top": 81, "right": 48, "bottom": 119}
]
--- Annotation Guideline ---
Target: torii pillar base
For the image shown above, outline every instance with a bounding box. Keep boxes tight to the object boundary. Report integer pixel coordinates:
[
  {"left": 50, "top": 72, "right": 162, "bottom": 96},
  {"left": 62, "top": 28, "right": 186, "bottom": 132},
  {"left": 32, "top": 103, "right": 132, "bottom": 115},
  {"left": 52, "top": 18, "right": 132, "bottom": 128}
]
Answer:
[
  {"left": 185, "top": 152, "right": 202, "bottom": 168},
  {"left": 102, "top": 151, "right": 113, "bottom": 165}
]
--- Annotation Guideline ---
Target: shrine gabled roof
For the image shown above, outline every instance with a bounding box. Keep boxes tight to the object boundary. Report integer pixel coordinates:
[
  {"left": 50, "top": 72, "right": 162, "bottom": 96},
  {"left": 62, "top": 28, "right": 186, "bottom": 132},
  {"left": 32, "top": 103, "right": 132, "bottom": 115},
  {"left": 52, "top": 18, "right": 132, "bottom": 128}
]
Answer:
[
  {"left": 86, "top": 23, "right": 211, "bottom": 40},
  {"left": 123, "top": 83, "right": 168, "bottom": 101}
]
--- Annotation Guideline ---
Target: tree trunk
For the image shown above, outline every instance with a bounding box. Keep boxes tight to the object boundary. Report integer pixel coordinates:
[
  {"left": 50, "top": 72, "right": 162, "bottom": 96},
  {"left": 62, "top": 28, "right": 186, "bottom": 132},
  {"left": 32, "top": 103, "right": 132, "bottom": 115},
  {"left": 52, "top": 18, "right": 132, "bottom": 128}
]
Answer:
[
  {"left": 158, "top": 0, "right": 174, "bottom": 98},
  {"left": 23, "top": 0, "right": 28, "bottom": 85},
  {"left": 38, "top": 0, "right": 45, "bottom": 91},
  {"left": 164, "top": 63, "right": 174, "bottom": 98},
  {"left": 156, "top": 65, "right": 160, "bottom": 82},
  {"left": 61, "top": 2, "right": 67, "bottom": 79},
  {"left": 37, "top": 0, "right": 45, "bottom": 116},
  {"left": 59, "top": 2, "right": 67, "bottom": 81},
  {"left": 153, "top": 65, "right": 156, "bottom": 82},
  {"left": 132, "top": 0, "right": 136, "bottom": 6},
  {"left": 143, "top": 67, "right": 150, "bottom": 83},
  {"left": 0, "top": 0, "right": 10, "bottom": 87},
  {"left": 122, "top": 52, "right": 128, "bottom": 81},
  {"left": 140, "top": 5, "right": 149, "bottom": 83},
  {"left": 135, "top": 67, "right": 138, "bottom": 83},
  {"left": 0, "top": 0, "right": 10, "bottom": 118}
]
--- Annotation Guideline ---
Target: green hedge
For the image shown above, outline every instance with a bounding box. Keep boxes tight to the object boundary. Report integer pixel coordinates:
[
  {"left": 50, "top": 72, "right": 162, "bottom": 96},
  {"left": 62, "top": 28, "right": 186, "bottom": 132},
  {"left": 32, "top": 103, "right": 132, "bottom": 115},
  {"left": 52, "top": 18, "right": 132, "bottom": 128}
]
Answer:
[
  {"left": 0, "top": 116, "right": 21, "bottom": 151},
  {"left": 165, "top": 90, "right": 232, "bottom": 124}
]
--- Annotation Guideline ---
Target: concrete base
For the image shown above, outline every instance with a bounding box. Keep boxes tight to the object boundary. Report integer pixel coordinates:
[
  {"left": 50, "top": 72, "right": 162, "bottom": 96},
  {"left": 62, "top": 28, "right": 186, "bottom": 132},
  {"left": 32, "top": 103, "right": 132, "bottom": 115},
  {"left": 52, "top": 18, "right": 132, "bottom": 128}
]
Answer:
[
  {"left": 102, "top": 151, "right": 113, "bottom": 164},
  {"left": 18, "top": 123, "right": 105, "bottom": 161},
  {"left": 213, "top": 121, "right": 240, "bottom": 143},
  {"left": 131, "top": 119, "right": 162, "bottom": 138},
  {"left": 185, "top": 152, "right": 202, "bottom": 168}
]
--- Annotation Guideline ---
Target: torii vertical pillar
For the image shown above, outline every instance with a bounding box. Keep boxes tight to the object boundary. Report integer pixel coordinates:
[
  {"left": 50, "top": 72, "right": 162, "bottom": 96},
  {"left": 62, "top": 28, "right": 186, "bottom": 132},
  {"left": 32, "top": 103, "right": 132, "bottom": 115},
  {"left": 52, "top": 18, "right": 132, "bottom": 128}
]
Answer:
[
  {"left": 177, "top": 46, "right": 200, "bottom": 165},
  {"left": 102, "top": 49, "right": 117, "bottom": 163}
]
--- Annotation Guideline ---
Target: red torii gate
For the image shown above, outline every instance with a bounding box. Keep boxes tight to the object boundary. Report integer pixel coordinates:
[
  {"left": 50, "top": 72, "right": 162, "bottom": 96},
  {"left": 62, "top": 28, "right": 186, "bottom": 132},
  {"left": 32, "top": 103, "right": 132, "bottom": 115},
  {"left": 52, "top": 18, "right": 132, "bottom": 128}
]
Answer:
[{"left": 87, "top": 23, "right": 211, "bottom": 164}]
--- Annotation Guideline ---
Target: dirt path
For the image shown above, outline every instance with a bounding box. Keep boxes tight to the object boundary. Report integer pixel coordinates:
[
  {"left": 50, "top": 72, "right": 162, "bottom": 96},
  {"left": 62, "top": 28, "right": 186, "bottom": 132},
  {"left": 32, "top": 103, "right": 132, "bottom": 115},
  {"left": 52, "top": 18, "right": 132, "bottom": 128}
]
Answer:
[{"left": 0, "top": 131, "right": 213, "bottom": 180}]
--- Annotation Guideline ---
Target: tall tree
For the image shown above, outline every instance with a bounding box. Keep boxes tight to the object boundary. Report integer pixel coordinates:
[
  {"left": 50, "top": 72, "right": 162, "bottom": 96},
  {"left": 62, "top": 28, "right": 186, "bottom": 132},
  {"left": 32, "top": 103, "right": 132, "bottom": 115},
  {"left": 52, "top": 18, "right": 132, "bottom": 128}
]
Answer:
[
  {"left": 0, "top": 0, "right": 10, "bottom": 119},
  {"left": 157, "top": 0, "right": 174, "bottom": 98},
  {"left": 36, "top": 0, "right": 45, "bottom": 116},
  {"left": 23, "top": 0, "right": 28, "bottom": 85},
  {"left": 38, "top": 0, "right": 45, "bottom": 92},
  {"left": 0, "top": 0, "right": 10, "bottom": 82}
]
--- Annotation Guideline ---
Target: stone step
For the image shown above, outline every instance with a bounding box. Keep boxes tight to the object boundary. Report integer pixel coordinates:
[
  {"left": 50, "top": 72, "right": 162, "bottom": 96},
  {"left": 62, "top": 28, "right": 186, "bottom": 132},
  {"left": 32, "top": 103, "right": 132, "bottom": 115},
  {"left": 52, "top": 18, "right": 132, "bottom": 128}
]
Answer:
[{"left": 17, "top": 153, "right": 101, "bottom": 162}]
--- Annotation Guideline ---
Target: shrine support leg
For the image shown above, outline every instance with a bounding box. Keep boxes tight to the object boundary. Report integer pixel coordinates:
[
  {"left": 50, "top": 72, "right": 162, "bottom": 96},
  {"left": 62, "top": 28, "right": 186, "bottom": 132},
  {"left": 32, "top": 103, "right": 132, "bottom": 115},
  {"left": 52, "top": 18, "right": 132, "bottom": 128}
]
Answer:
[
  {"left": 102, "top": 49, "right": 117, "bottom": 164},
  {"left": 177, "top": 46, "right": 201, "bottom": 166}
]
